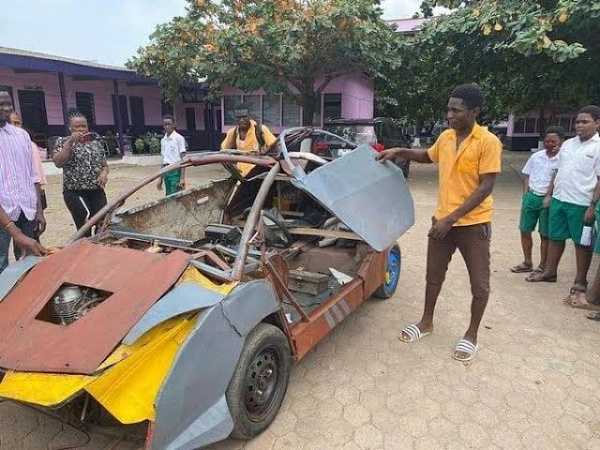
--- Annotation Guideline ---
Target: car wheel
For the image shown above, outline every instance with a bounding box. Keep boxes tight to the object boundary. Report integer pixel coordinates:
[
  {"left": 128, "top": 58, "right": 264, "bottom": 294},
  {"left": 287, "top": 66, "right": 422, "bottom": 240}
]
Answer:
[
  {"left": 374, "top": 244, "right": 402, "bottom": 299},
  {"left": 227, "top": 323, "right": 292, "bottom": 440}
]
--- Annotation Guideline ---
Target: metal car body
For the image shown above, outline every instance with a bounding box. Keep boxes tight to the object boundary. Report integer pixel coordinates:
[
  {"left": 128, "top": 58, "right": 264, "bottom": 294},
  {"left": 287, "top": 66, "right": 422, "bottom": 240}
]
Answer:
[{"left": 0, "top": 128, "right": 414, "bottom": 449}]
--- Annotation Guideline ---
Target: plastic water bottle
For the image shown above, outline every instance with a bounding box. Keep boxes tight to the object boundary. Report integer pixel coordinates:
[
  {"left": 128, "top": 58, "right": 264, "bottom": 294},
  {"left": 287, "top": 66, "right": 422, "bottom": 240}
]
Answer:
[{"left": 581, "top": 226, "right": 593, "bottom": 246}]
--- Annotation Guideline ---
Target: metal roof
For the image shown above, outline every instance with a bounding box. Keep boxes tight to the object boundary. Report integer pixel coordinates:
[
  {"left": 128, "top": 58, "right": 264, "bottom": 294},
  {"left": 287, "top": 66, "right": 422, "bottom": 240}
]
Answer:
[{"left": 0, "top": 46, "right": 151, "bottom": 82}]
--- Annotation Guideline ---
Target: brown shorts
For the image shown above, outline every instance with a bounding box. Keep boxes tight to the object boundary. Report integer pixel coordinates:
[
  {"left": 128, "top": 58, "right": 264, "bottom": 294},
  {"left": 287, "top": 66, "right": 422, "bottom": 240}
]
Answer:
[{"left": 426, "top": 221, "right": 491, "bottom": 301}]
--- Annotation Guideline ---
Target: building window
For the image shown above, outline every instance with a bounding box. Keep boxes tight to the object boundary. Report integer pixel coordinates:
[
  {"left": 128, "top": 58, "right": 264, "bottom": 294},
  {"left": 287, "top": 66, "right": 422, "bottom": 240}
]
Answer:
[
  {"left": 513, "top": 118, "right": 525, "bottom": 134},
  {"left": 323, "top": 93, "right": 342, "bottom": 120},
  {"left": 263, "top": 94, "right": 281, "bottom": 127},
  {"left": 129, "top": 96, "right": 145, "bottom": 134},
  {"left": 558, "top": 116, "right": 573, "bottom": 133},
  {"left": 185, "top": 107, "right": 197, "bottom": 131},
  {"left": 0, "top": 86, "right": 15, "bottom": 106},
  {"left": 524, "top": 118, "right": 537, "bottom": 134},
  {"left": 243, "top": 95, "right": 261, "bottom": 122},
  {"left": 112, "top": 95, "right": 129, "bottom": 129},
  {"left": 75, "top": 92, "right": 95, "bottom": 125},
  {"left": 224, "top": 95, "right": 243, "bottom": 125},
  {"left": 282, "top": 95, "right": 301, "bottom": 127}
]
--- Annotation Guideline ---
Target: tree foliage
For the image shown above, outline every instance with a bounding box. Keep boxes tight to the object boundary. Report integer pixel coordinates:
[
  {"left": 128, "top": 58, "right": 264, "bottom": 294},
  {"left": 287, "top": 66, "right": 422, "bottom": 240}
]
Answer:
[
  {"left": 381, "top": 0, "right": 600, "bottom": 127},
  {"left": 129, "top": 0, "right": 400, "bottom": 125}
]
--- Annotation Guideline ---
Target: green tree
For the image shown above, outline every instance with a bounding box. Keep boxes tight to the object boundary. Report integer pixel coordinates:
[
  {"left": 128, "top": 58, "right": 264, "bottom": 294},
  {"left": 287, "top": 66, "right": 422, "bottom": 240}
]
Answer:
[
  {"left": 381, "top": 0, "right": 600, "bottom": 128},
  {"left": 129, "top": 0, "right": 401, "bottom": 125}
]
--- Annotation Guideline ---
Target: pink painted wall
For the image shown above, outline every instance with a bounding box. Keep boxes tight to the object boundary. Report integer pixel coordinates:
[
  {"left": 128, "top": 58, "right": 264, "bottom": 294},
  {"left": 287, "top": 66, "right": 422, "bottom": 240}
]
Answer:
[
  {"left": 0, "top": 68, "right": 165, "bottom": 128},
  {"left": 220, "top": 72, "right": 374, "bottom": 132},
  {"left": 174, "top": 101, "right": 206, "bottom": 131},
  {"left": 0, "top": 67, "right": 63, "bottom": 125}
]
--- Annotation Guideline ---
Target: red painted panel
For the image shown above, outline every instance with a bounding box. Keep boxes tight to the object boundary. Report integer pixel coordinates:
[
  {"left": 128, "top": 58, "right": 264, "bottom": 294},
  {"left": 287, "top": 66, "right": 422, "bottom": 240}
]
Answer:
[
  {"left": 291, "top": 279, "right": 364, "bottom": 360},
  {"left": 0, "top": 240, "right": 189, "bottom": 374}
]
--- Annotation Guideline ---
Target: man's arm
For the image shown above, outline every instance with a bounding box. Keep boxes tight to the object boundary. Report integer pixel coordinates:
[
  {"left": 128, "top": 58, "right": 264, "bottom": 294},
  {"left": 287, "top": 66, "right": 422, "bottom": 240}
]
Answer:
[
  {"left": 179, "top": 136, "right": 187, "bottom": 186},
  {"left": 34, "top": 183, "right": 46, "bottom": 235},
  {"left": 543, "top": 172, "right": 556, "bottom": 208},
  {"left": 0, "top": 207, "right": 46, "bottom": 256},
  {"left": 522, "top": 175, "right": 529, "bottom": 195},
  {"left": 376, "top": 147, "right": 433, "bottom": 164},
  {"left": 585, "top": 177, "right": 600, "bottom": 224},
  {"left": 429, "top": 173, "right": 497, "bottom": 239}
]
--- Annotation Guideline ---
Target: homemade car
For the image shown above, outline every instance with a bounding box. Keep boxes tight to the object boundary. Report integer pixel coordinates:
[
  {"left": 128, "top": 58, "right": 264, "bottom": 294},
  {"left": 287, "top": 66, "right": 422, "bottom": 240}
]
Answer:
[{"left": 0, "top": 128, "right": 414, "bottom": 449}]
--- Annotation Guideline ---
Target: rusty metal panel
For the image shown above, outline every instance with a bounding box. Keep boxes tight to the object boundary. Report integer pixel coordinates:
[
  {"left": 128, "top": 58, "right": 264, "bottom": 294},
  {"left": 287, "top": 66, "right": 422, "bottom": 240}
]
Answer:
[
  {"left": 0, "top": 240, "right": 189, "bottom": 374},
  {"left": 291, "top": 279, "right": 364, "bottom": 360},
  {"left": 358, "top": 250, "right": 387, "bottom": 298}
]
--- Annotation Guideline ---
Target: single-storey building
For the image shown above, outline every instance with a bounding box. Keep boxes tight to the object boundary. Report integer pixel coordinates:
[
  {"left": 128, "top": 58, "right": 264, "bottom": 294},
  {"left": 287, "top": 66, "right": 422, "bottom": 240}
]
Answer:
[{"left": 0, "top": 47, "right": 222, "bottom": 153}]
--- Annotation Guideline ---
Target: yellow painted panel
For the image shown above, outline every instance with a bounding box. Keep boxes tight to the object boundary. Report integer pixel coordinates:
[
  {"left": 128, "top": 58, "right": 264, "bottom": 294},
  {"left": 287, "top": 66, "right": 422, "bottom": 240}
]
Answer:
[
  {"left": 178, "top": 266, "right": 237, "bottom": 295},
  {"left": 85, "top": 315, "right": 197, "bottom": 423},
  {"left": 0, "top": 315, "right": 197, "bottom": 423}
]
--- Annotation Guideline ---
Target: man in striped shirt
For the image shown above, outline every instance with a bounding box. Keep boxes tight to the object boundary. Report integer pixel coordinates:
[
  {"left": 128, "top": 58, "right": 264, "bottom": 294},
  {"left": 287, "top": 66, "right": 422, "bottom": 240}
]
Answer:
[{"left": 0, "top": 90, "right": 46, "bottom": 273}]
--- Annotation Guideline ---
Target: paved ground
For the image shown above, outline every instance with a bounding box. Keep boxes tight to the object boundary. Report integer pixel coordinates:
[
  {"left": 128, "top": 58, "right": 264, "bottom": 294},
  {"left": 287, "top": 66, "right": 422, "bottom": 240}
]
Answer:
[{"left": 2, "top": 152, "right": 600, "bottom": 450}]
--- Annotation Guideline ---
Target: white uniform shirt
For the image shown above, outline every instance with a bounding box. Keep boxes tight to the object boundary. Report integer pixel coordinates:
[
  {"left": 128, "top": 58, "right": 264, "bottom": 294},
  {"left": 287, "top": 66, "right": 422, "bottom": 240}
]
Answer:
[
  {"left": 160, "top": 131, "right": 186, "bottom": 165},
  {"left": 522, "top": 150, "right": 559, "bottom": 195},
  {"left": 553, "top": 133, "right": 600, "bottom": 206}
]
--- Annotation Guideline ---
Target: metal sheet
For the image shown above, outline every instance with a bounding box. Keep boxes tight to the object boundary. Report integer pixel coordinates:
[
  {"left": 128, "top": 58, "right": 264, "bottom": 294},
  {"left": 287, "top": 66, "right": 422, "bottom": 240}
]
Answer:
[
  {"left": 152, "top": 281, "right": 283, "bottom": 449},
  {"left": 0, "top": 256, "right": 41, "bottom": 301},
  {"left": 152, "top": 305, "right": 241, "bottom": 450},
  {"left": 123, "top": 282, "right": 224, "bottom": 345},
  {"left": 291, "top": 145, "right": 415, "bottom": 252},
  {"left": 0, "top": 241, "right": 189, "bottom": 374},
  {"left": 222, "top": 280, "right": 281, "bottom": 336}
]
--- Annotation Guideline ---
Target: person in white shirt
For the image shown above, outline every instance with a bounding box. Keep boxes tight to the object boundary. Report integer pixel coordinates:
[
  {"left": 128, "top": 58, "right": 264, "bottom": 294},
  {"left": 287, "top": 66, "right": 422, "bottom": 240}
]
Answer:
[
  {"left": 157, "top": 115, "right": 187, "bottom": 196},
  {"left": 511, "top": 127, "right": 563, "bottom": 275},
  {"left": 528, "top": 106, "right": 600, "bottom": 304}
]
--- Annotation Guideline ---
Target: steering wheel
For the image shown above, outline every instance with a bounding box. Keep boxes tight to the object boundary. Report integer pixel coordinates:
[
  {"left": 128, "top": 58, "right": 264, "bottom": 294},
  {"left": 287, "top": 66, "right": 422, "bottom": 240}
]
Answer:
[{"left": 262, "top": 211, "right": 292, "bottom": 248}]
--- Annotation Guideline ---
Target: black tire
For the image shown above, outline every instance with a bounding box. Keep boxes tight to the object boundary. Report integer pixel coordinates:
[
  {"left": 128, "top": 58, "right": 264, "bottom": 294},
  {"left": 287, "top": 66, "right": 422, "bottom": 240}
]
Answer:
[
  {"left": 227, "top": 323, "right": 292, "bottom": 440},
  {"left": 374, "top": 244, "right": 402, "bottom": 299}
]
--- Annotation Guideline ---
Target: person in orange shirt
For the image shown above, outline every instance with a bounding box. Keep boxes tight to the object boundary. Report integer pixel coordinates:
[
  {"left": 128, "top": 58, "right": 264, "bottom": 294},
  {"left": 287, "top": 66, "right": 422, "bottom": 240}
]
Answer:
[
  {"left": 377, "top": 84, "right": 502, "bottom": 362},
  {"left": 220, "top": 105, "right": 278, "bottom": 176}
]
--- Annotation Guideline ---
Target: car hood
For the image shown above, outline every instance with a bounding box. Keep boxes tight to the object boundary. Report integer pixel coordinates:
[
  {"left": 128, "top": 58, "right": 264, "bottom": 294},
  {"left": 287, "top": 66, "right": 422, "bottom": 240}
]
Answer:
[
  {"left": 0, "top": 240, "right": 189, "bottom": 375},
  {"left": 291, "top": 144, "right": 415, "bottom": 251}
]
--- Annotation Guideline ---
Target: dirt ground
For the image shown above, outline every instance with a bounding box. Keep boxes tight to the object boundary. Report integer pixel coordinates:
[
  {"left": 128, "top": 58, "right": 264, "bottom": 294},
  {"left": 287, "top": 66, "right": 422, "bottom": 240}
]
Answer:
[{"left": 2, "top": 152, "right": 600, "bottom": 450}]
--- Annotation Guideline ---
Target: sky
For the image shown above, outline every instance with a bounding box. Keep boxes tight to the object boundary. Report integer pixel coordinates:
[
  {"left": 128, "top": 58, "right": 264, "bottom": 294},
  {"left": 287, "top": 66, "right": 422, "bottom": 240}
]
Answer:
[{"left": 0, "top": 0, "right": 424, "bottom": 67}]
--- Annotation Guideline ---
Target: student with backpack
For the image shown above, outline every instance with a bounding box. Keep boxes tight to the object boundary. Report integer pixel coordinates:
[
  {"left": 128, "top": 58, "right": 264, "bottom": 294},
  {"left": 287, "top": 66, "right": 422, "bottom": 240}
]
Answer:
[{"left": 220, "top": 104, "right": 278, "bottom": 176}]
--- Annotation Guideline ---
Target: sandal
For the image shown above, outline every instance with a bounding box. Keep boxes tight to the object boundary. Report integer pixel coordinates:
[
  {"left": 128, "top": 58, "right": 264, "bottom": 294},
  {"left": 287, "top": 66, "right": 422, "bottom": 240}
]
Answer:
[
  {"left": 453, "top": 338, "right": 479, "bottom": 362},
  {"left": 563, "top": 284, "right": 588, "bottom": 306},
  {"left": 399, "top": 324, "right": 431, "bottom": 343},
  {"left": 587, "top": 311, "right": 600, "bottom": 321},
  {"left": 510, "top": 262, "right": 533, "bottom": 273},
  {"left": 525, "top": 272, "right": 557, "bottom": 283}
]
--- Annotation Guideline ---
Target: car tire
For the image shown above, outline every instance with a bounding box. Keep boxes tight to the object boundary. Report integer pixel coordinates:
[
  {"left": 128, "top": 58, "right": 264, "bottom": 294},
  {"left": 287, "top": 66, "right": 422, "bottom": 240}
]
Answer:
[
  {"left": 374, "top": 244, "right": 402, "bottom": 299},
  {"left": 227, "top": 323, "right": 292, "bottom": 440}
]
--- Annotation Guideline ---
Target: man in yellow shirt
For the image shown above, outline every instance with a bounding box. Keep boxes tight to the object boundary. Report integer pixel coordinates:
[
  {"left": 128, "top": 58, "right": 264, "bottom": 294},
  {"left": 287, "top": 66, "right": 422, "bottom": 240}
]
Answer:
[
  {"left": 377, "top": 84, "right": 502, "bottom": 362},
  {"left": 220, "top": 105, "right": 278, "bottom": 176}
]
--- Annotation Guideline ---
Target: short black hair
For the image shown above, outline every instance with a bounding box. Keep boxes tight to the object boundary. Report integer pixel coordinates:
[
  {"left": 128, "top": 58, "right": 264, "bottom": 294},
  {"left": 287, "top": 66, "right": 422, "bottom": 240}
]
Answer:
[
  {"left": 162, "top": 115, "right": 175, "bottom": 122},
  {"left": 450, "top": 83, "right": 484, "bottom": 110},
  {"left": 579, "top": 105, "right": 600, "bottom": 121},
  {"left": 67, "top": 109, "right": 87, "bottom": 122},
  {"left": 545, "top": 125, "right": 565, "bottom": 139}
]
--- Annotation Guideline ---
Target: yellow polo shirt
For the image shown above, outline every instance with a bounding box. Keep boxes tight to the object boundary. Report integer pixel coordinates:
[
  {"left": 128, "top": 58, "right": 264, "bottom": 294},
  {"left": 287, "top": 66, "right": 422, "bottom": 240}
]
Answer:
[
  {"left": 221, "top": 120, "right": 277, "bottom": 176},
  {"left": 427, "top": 123, "right": 502, "bottom": 226}
]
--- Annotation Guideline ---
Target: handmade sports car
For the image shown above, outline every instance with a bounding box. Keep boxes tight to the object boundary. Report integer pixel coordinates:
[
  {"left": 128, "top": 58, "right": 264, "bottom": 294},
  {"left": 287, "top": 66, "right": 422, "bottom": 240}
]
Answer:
[{"left": 0, "top": 128, "right": 414, "bottom": 449}]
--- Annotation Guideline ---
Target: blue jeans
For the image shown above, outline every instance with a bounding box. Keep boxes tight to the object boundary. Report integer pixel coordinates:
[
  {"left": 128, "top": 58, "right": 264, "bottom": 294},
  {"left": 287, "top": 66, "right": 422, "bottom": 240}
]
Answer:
[{"left": 0, "top": 213, "right": 37, "bottom": 274}]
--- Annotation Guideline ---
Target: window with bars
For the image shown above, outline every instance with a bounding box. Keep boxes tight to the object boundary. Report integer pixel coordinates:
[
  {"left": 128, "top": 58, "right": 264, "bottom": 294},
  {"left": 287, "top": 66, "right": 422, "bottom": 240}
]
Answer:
[{"left": 75, "top": 92, "right": 95, "bottom": 125}]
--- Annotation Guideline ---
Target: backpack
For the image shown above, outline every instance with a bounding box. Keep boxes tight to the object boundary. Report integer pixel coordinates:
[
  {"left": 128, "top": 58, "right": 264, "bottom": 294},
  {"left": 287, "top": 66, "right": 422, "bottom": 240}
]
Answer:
[{"left": 233, "top": 122, "right": 265, "bottom": 150}]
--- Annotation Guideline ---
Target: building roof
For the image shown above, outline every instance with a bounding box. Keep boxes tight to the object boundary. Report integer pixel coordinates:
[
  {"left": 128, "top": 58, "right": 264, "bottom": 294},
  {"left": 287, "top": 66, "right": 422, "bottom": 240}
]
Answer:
[
  {"left": 0, "top": 46, "right": 150, "bottom": 82},
  {"left": 386, "top": 18, "right": 428, "bottom": 33}
]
